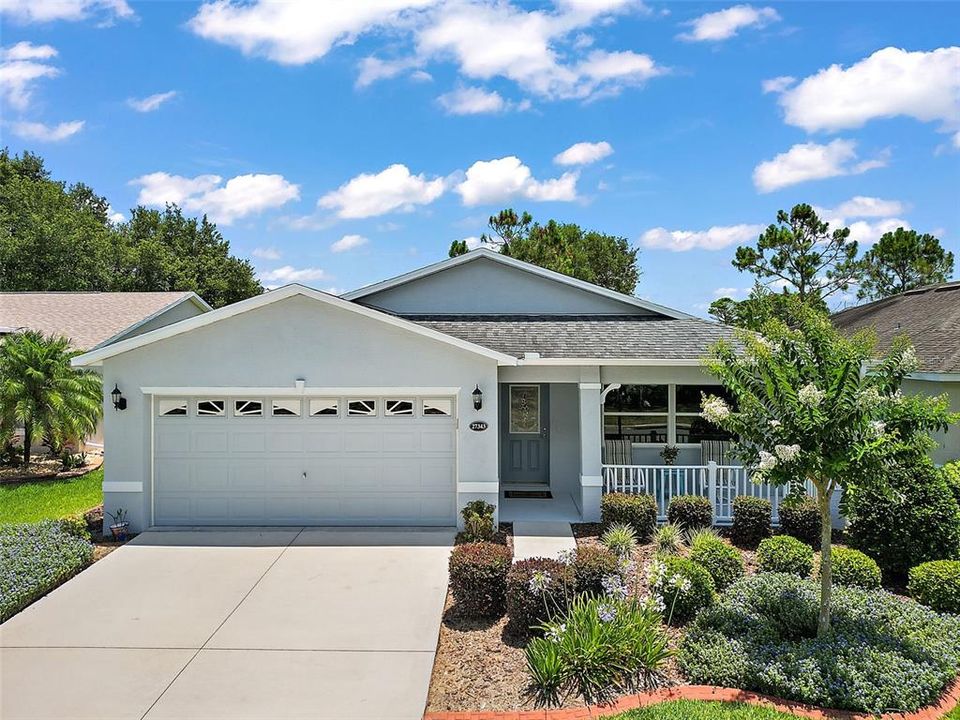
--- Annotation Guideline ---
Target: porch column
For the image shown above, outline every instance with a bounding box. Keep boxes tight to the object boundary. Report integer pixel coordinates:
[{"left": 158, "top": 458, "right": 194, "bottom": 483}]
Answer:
[{"left": 579, "top": 369, "right": 603, "bottom": 522}]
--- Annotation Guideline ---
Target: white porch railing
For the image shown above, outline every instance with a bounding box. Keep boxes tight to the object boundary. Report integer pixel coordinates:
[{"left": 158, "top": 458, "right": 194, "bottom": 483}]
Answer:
[{"left": 600, "top": 462, "right": 817, "bottom": 525}]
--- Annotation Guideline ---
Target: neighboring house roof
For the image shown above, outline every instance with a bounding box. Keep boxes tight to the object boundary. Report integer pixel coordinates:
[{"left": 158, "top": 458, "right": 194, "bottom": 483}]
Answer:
[
  {"left": 832, "top": 281, "right": 960, "bottom": 374},
  {"left": 342, "top": 248, "right": 695, "bottom": 321},
  {"left": 409, "top": 315, "right": 737, "bottom": 362},
  {"left": 71, "top": 284, "right": 517, "bottom": 367},
  {"left": 0, "top": 291, "right": 211, "bottom": 351}
]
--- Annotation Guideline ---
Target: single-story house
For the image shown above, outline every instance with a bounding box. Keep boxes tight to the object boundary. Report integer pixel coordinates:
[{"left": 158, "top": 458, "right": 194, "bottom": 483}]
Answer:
[
  {"left": 73, "top": 249, "right": 796, "bottom": 532},
  {"left": 833, "top": 281, "right": 960, "bottom": 465},
  {"left": 1, "top": 291, "right": 210, "bottom": 450}
]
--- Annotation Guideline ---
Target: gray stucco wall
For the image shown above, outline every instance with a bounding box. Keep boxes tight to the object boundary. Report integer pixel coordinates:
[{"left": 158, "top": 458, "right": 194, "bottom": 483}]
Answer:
[
  {"left": 902, "top": 378, "right": 959, "bottom": 465},
  {"left": 99, "top": 294, "right": 500, "bottom": 531},
  {"left": 548, "top": 383, "right": 581, "bottom": 508},
  {"left": 357, "top": 257, "right": 657, "bottom": 316}
]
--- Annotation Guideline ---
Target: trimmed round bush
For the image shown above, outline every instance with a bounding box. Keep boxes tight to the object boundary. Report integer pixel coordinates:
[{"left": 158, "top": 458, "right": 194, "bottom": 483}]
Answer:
[
  {"left": 506, "top": 557, "right": 574, "bottom": 634},
  {"left": 678, "top": 573, "right": 960, "bottom": 714},
  {"left": 571, "top": 545, "right": 620, "bottom": 596},
  {"left": 822, "top": 546, "right": 881, "bottom": 589},
  {"left": 448, "top": 542, "right": 513, "bottom": 617},
  {"left": 943, "top": 461, "right": 960, "bottom": 507},
  {"left": 756, "top": 535, "right": 813, "bottom": 577},
  {"left": 646, "top": 554, "right": 715, "bottom": 624},
  {"left": 846, "top": 460, "right": 960, "bottom": 578},
  {"left": 667, "top": 495, "right": 713, "bottom": 531},
  {"left": 730, "top": 496, "right": 772, "bottom": 548},
  {"left": 689, "top": 533, "right": 744, "bottom": 591},
  {"left": 909, "top": 560, "right": 960, "bottom": 614},
  {"left": 601, "top": 492, "right": 657, "bottom": 541},
  {"left": 778, "top": 496, "right": 820, "bottom": 547}
]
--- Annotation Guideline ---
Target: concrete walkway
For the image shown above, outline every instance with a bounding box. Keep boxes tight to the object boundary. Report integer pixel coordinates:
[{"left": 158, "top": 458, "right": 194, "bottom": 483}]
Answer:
[
  {"left": 512, "top": 521, "right": 577, "bottom": 561},
  {"left": 0, "top": 527, "right": 454, "bottom": 720}
]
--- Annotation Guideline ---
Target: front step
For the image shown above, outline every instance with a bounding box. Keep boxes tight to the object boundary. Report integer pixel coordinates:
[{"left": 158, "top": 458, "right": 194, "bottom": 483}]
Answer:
[{"left": 512, "top": 521, "right": 577, "bottom": 561}]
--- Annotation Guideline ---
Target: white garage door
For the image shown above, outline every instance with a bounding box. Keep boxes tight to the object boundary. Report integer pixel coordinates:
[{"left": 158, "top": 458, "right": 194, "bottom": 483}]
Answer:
[{"left": 152, "top": 394, "right": 457, "bottom": 526}]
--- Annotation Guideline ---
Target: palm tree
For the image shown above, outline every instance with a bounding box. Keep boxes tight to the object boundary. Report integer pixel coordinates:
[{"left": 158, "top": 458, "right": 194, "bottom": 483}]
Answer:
[{"left": 0, "top": 331, "right": 102, "bottom": 466}]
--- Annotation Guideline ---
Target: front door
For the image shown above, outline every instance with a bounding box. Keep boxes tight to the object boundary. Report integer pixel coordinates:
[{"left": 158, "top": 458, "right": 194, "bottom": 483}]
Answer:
[{"left": 500, "top": 384, "right": 550, "bottom": 484}]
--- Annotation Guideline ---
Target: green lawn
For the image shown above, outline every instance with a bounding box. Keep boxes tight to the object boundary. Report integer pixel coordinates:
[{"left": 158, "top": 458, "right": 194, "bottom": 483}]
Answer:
[
  {"left": 609, "top": 701, "right": 819, "bottom": 719},
  {"left": 0, "top": 467, "right": 103, "bottom": 524},
  {"left": 944, "top": 704, "right": 960, "bottom": 719}
]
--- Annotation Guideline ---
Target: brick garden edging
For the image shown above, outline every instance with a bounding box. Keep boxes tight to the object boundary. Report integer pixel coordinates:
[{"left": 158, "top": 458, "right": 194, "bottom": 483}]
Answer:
[{"left": 423, "top": 678, "right": 960, "bottom": 720}]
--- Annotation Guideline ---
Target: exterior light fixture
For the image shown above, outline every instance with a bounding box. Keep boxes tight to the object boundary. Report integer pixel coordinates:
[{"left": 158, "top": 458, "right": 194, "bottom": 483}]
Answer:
[
  {"left": 111, "top": 384, "right": 127, "bottom": 411},
  {"left": 472, "top": 385, "right": 483, "bottom": 411}
]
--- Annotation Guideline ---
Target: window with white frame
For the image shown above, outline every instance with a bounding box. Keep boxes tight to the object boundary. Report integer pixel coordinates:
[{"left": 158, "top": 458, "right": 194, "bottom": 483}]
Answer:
[
  {"left": 309, "top": 398, "right": 339, "bottom": 417},
  {"left": 197, "top": 399, "right": 225, "bottom": 416},
  {"left": 422, "top": 398, "right": 453, "bottom": 416},
  {"left": 603, "top": 385, "right": 734, "bottom": 443},
  {"left": 271, "top": 399, "right": 302, "bottom": 417},
  {"left": 675, "top": 385, "right": 735, "bottom": 443},
  {"left": 347, "top": 399, "right": 377, "bottom": 416},
  {"left": 385, "top": 399, "right": 414, "bottom": 416},
  {"left": 234, "top": 399, "right": 263, "bottom": 417},
  {"left": 158, "top": 399, "right": 187, "bottom": 416}
]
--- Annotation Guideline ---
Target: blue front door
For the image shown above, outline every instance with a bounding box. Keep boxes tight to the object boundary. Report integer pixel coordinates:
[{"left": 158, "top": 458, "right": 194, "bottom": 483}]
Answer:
[{"left": 500, "top": 383, "right": 550, "bottom": 484}]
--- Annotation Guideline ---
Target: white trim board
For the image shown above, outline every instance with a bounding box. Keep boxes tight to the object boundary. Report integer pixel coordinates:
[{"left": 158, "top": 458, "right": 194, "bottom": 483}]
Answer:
[
  {"left": 72, "top": 284, "right": 517, "bottom": 367},
  {"left": 518, "top": 358, "right": 704, "bottom": 367},
  {"left": 141, "top": 386, "right": 461, "bottom": 396},
  {"left": 342, "top": 248, "right": 694, "bottom": 321}
]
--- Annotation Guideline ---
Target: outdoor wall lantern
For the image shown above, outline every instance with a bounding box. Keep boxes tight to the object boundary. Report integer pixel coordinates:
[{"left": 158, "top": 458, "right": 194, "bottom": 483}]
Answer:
[
  {"left": 472, "top": 385, "right": 483, "bottom": 411},
  {"left": 111, "top": 384, "right": 127, "bottom": 411}
]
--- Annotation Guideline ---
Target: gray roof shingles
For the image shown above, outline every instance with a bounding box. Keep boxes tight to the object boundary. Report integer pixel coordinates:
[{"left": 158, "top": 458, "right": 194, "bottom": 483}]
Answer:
[{"left": 407, "top": 315, "right": 738, "bottom": 360}]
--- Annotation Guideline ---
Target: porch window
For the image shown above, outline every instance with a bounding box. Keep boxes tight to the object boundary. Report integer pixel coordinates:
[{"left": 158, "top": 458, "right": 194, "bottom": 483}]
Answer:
[
  {"left": 603, "top": 384, "right": 734, "bottom": 444},
  {"left": 676, "top": 385, "right": 735, "bottom": 443}
]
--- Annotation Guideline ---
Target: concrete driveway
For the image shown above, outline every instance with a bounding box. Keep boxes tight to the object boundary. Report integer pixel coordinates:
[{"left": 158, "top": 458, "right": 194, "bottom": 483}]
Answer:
[{"left": 0, "top": 527, "right": 454, "bottom": 720}]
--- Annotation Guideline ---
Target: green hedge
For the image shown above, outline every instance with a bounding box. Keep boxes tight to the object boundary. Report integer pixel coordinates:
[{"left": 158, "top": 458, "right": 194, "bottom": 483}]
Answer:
[
  {"left": 730, "top": 496, "right": 772, "bottom": 548},
  {"left": 1, "top": 521, "right": 93, "bottom": 622},
  {"left": 448, "top": 542, "right": 513, "bottom": 617},
  {"left": 601, "top": 493, "right": 657, "bottom": 541},
  {"left": 909, "top": 560, "right": 960, "bottom": 614},
  {"left": 756, "top": 535, "right": 813, "bottom": 577}
]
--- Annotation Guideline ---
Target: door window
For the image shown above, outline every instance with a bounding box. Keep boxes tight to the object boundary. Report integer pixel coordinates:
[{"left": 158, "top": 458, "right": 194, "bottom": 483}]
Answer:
[{"left": 509, "top": 385, "right": 540, "bottom": 434}]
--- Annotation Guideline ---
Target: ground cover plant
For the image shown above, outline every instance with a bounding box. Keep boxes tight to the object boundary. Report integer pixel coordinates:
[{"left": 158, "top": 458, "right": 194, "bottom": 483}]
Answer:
[
  {"left": 678, "top": 573, "right": 960, "bottom": 713},
  {"left": 0, "top": 466, "right": 103, "bottom": 524},
  {"left": 609, "top": 700, "right": 824, "bottom": 719},
  {"left": 1, "top": 519, "right": 93, "bottom": 621}
]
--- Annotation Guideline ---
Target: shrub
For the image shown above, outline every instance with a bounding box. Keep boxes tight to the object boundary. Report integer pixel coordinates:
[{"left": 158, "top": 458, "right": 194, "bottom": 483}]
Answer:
[
  {"left": 653, "top": 523, "right": 684, "bottom": 555},
  {"left": 756, "top": 536, "right": 813, "bottom": 577},
  {"left": 459, "top": 499, "right": 496, "bottom": 542},
  {"left": 506, "top": 557, "right": 574, "bottom": 634},
  {"left": 571, "top": 545, "right": 621, "bottom": 597},
  {"left": 601, "top": 522, "right": 637, "bottom": 558},
  {"left": 778, "top": 496, "right": 820, "bottom": 547},
  {"left": 846, "top": 459, "right": 960, "bottom": 578},
  {"left": 601, "top": 493, "right": 657, "bottom": 541},
  {"left": 678, "top": 573, "right": 960, "bottom": 713},
  {"left": 448, "top": 542, "right": 512, "bottom": 617},
  {"left": 730, "top": 496, "right": 772, "bottom": 548},
  {"left": 822, "top": 547, "right": 881, "bottom": 590},
  {"left": 689, "top": 533, "right": 744, "bottom": 591},
  {"left": 0, "top": 520, "right": 93, "bottom": 622},
  {"left": 647, "top": 554, "right": 715, "bottom": 624},
  {"left": 667, "top": 495, "right": 713, "bottom": 531},
  {"left": 57, "top": 513, "right": 90, "bottom": 541},
  {"left": 942, "top": 461, "right": 960, "bottom": 508},
  {"left": 909, "top": 560, "right": 960, "bottom": 614},
  {"left": 526, "top": 594, "right": 671, "bottom": 707}
]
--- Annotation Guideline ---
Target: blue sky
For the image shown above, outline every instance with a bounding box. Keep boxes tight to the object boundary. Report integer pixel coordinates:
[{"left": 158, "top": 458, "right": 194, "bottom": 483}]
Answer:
[{"left": 1, "top": 0, "right": 958, "bottom": 316}]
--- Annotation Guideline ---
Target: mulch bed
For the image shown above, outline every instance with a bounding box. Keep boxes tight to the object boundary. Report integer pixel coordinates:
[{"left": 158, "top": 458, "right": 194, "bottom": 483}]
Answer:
[
  {"left": 83, "top": 505, "right": 133, "bottom": 561},
  {"left": 0, "top": 456, "right": 103, "bottom": 484}
]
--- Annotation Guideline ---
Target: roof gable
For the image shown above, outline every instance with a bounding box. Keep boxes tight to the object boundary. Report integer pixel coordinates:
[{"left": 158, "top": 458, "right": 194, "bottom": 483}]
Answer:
[{"left": 343, "top": 249, "right": 692, "bottom": 320}]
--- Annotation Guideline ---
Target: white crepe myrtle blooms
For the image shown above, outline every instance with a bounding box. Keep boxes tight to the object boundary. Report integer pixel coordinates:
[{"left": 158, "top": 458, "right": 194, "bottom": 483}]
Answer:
[
  {"left": 867, "top": 420, "right": 886, "bottom": 438},
  {"left": 701, "top": 395, "right": 731, "bottom": 424},
  {"left": 899, "top": 345, "right": 919, "bottom": 374},
  {"left": 775, "top": 444, "right": 801, "bottom": 462},
  {"left": 769, "top": 419, "right": 782, "bottom": 429},
  {"left": 798, "top": 383, "right": 825, "bottom": 407},
  {"left": 856, "top": 386, "right": 882, "bottom": 411},
  {"left": 757, "top": 450, "right": 778, "bottom": 471}
]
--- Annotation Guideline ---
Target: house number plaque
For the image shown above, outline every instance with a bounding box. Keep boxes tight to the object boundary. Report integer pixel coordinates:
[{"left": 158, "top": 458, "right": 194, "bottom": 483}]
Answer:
[{"left": 469, "top": 421, "right": 488, "bottom": 432}]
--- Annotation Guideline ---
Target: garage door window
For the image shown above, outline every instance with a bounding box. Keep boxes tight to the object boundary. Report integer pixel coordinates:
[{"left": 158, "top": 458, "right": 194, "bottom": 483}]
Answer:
[
  {"left": 385, "top": 399, "right": 414, "bottom": 417},
  {"left": 197, "top": 400, "right": 225, "bottom": 416},
  {"left": 309, "top": 398, "right": 339, "bottom": 417},
  {"left": 272, "top": 399, "right": 302, "bottom": 417},
  {"left": 234, "top": 399, "right": 263, "bottom": 417},
  {"left": 158, "top": 399, "right": 187, "bottom": 416},
  {"left": 347, "top": 399, "right": 377, "bottom": 416},
  {"left": 422, "top": 398, "right": 453, "bottom": 416}
]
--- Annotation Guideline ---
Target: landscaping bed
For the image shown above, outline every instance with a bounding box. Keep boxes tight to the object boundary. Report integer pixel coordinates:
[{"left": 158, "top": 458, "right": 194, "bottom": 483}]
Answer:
[{"left": 0, "top": 455, "right": 102, "bottom": 484}]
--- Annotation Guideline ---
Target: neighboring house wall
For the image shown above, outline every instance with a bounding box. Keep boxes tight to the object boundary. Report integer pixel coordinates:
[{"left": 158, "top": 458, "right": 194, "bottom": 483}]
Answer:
[
  {"left": 108, "top": 299, "right": 208, "bottom": 345},
  {"left": 99, "top": 295, "right": 499, "bottom": 532},
  {"left": 355, "top": 257, "right": 659, "bottom": 316},
  {"left": 902, "top": 378, "right": 960, "bottom": 464}
]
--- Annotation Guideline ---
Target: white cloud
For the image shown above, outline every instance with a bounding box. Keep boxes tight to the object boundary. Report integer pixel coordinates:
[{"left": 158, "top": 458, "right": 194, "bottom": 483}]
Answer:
[
  {"left": 330, "top": 234, "right": 368, "bottom": 253},
  {"left": 318, "top": 164, "right": 446, "bottom": 219},
  {"left": 127, "top": 90, "right": 177, "bottom": 112},
  {"left": 437, "top": 86, "right": 513, "bottom": 115},
  {"left": 259, "top": 265, "right": 331, "bottom": 283},
  {"left": 811, "top": 196, "right": 911, "bottom": 248},
  {"left": 251, "top": 247, "right": 281, "bottom": 260},
  {"left": 131, "top": 172, "right": 300, "bottom": 225},
  {"left": 761, "top": 75, "right": 794, "bottom": 94},
  {"left": 712, "top": 287, "right": 749, "bottom": 298},
  {"left": 456, "top": 156, "right": 578, "bottom": 206},
  {"left": 678, "top": 4, "right": 779, "bottom": 42},
  {"left": 830, "top": 196, "right": 906, "bottom": 219},
  {"left": 554, "top": 140, "right": 613, "bottom": 166},
  {"left": 457, "top": 236, "right": 483, "bottom": 250},
  {"left": 9, "top": 120, "right": 84, "bottom": 142},
  {"left": 752, "top": 139, "right": 888, "bottom": 193},
  {"left": 106, "top": 205, "right": 125, "bottom": 223},
  {"left": 355, "top": 55, "right": 422, "bottom": 88},
  {"left": 639, "top": 223, "right": 763, "bottom": 251},
  {"left": 0, "top": 43, "right": 59, "bottom": 110},
  {"left": 771, "top": 47, "right": 960, "bottom": 134},
  {"left": 846, "top": 218, "right": 910, "bottom": 247},
  {"left": 0, "top": 0, "right": 134, "bottom": 23}
]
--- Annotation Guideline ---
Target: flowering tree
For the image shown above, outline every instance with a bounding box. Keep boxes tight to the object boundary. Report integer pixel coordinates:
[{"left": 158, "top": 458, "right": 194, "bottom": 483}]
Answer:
[{"left": 701, "top": 302, "right": 955, "bottom": 636}]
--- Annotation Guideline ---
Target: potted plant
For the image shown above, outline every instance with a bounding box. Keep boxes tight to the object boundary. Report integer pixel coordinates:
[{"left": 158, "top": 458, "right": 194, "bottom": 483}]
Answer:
[
  {"left": 660, "top": 444, "right": 679, "bottom": 465},
  {"left": 107, "top": 508, "right": 129, "bottom": 541}
]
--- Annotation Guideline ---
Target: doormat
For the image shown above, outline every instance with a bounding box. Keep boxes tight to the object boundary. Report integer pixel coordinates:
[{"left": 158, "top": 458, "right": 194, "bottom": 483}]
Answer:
[{"left": 504, "top": 490, "right": 553, "bottom": 499}]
